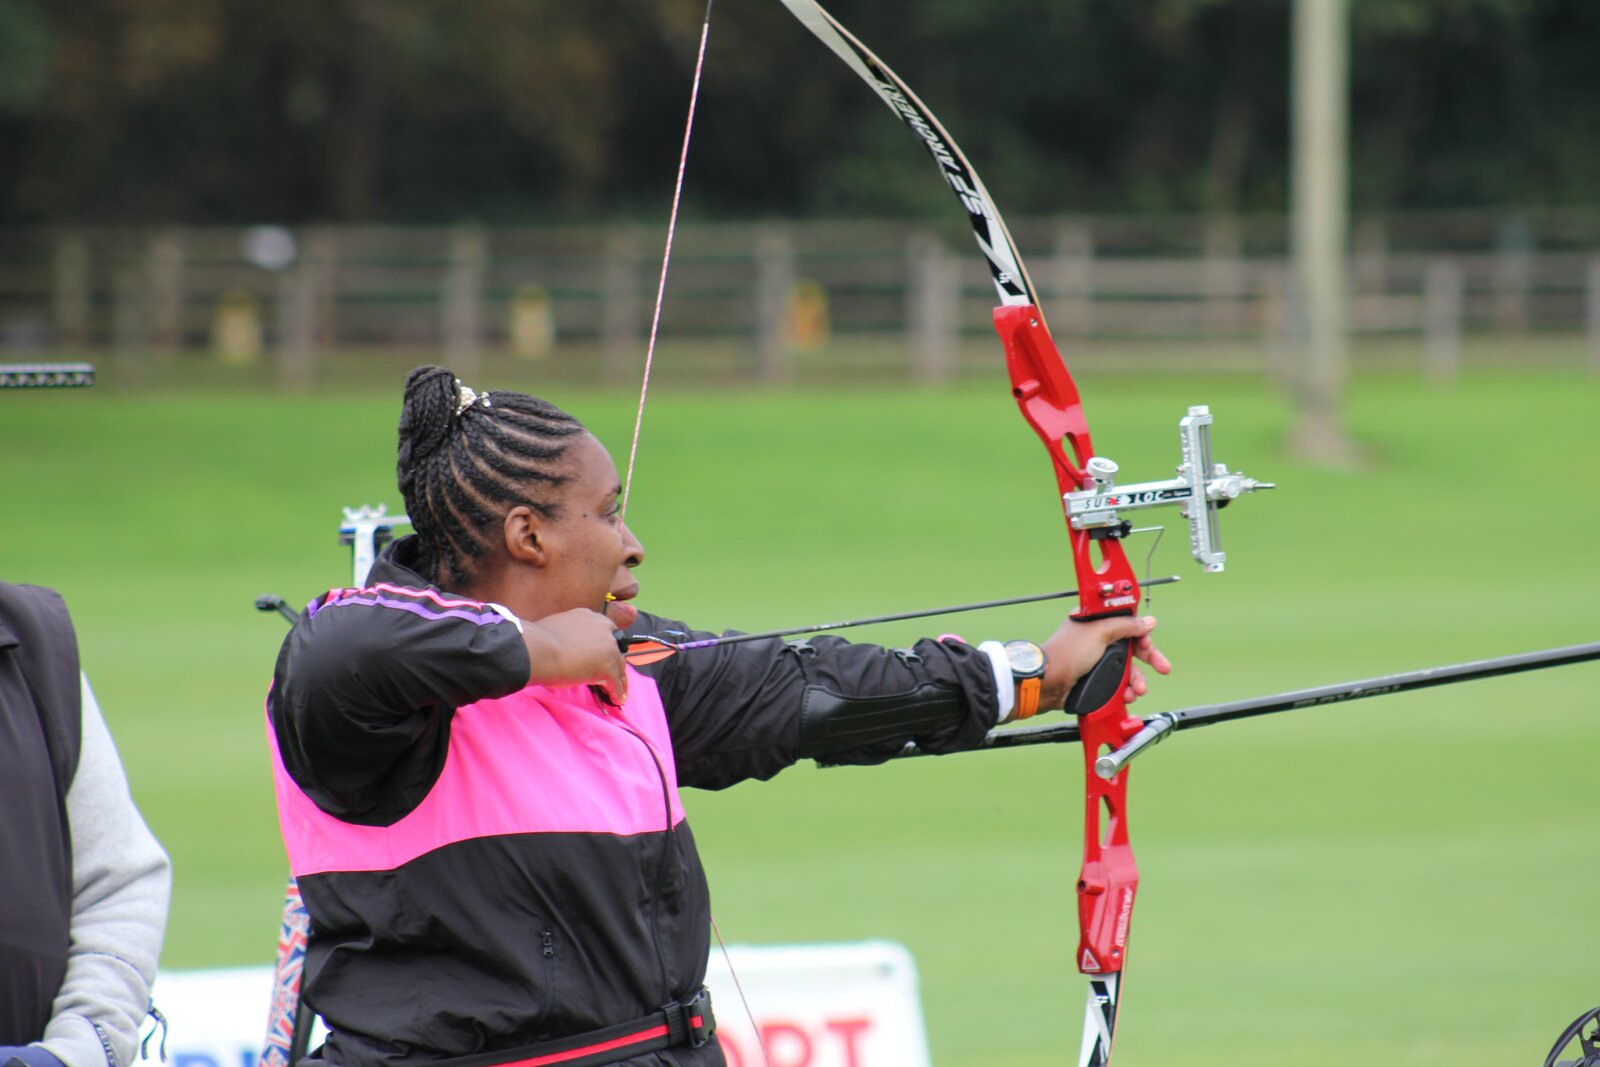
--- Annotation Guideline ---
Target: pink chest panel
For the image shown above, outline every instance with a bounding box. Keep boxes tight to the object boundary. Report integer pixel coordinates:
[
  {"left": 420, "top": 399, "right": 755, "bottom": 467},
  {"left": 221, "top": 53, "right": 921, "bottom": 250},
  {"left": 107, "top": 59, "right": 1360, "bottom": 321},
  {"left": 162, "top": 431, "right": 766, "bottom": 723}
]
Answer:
[{"left": 270, "top": 668, "right": 683, "bottom": 877}]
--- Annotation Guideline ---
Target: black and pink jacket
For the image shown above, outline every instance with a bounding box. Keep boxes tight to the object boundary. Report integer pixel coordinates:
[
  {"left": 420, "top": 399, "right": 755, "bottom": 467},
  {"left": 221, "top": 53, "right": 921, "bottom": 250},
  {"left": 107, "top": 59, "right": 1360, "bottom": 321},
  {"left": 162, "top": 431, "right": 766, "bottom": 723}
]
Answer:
[{"left": 267, "top": 537, "right": 998, "bottom": 1067}]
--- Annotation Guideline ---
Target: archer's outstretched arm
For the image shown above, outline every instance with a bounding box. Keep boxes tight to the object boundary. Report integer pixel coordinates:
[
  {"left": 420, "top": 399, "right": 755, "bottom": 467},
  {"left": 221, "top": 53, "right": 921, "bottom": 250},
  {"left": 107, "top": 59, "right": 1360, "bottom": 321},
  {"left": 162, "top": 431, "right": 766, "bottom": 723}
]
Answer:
[
  {"left": 624, "top": 609, "right": 1169, "bottom": 790},
  {"left": 627, "top": 609, "right": 1001, "bottom": 789}
]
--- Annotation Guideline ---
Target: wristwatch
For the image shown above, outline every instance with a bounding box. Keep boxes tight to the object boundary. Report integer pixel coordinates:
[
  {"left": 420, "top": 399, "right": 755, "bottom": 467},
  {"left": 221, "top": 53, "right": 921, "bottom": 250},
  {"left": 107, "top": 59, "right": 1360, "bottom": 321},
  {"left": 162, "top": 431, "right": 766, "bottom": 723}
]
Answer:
[{"left": 1003, "top": 639, "right": 1047, "bottom": 720}]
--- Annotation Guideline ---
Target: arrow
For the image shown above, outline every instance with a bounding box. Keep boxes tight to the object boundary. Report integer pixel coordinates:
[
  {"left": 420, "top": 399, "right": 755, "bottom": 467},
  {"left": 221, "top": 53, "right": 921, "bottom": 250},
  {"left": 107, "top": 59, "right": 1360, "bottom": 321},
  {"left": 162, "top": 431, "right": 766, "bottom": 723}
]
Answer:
[{"left": 618, "top": 575, "right": 1182, "bottom": 664}]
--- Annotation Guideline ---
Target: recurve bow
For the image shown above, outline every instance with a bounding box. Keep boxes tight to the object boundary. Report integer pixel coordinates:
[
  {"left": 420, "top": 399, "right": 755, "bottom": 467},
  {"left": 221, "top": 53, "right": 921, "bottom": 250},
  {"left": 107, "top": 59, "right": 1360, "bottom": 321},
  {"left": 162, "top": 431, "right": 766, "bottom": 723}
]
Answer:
[{"left": 765, "top": 3, "right": 1271, "bottom": 1061}]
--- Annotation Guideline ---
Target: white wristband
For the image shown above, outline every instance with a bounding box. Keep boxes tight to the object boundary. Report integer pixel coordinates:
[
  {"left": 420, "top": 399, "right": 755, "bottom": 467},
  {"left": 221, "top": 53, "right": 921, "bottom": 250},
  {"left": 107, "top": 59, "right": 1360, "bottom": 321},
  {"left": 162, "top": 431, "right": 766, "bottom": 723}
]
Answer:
[{"left": 976, "top": 640, "right": 1014, "bottom": 725}]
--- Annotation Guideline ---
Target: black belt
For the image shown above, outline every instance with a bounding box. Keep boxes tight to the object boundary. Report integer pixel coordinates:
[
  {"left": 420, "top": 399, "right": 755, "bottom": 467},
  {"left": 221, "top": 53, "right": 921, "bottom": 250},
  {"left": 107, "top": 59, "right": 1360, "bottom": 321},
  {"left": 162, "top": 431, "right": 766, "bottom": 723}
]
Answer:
[{"left": 425, "top": 989, "right": 715, "bottom": 1067}]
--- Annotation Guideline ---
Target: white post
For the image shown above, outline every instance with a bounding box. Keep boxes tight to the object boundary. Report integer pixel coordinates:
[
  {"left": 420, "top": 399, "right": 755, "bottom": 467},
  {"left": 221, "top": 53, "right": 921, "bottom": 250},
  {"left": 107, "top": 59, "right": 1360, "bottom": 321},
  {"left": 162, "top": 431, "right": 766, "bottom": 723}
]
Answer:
[
  {"left": 1424, "top": 258, "right": 1462, "bottom": 385},
  {"left": 1260, "top": 266, "right": 1292, "bottom": 386},
  {"left": 443, "top": 225, "right": 487, "bottom": 380},
  {"left": 601, "top": 231, "right": 639, "bottom": 387},
  {"left": 1290, "top": 0, "right": 1353, "bottom": 460},
  {"left": 112, "top": 256, "right": 147, "bottom": 385},
  {"left": 276, "top": 231, "right": 330, "bottom": 392},
  {"left": 1492, "top": 220, "right": 1531, "bottom": 333},
  {"left": 1203, "top": 215, "right": 1243, "bottom": 335},
  {"left": 906, "top": 231, "right": 958, "bottom": 384},
  {"left": 53, "top": 234, "right": 90, "bottom": 350},
  {"left": 1052, "top": 223, "right": 1095, "bottom": 338},
  {"left": 1586, "top": 258, "right": 1600, "bottom": 376},
  {"left": 1351, "top": 217, "right": 1388, "bottom": 336},
  {"left": 755, "top": 225, "right": 796, "bottom": 383},
  {"left": 147, "top": 230, "right": 186, "bottom": 352}
]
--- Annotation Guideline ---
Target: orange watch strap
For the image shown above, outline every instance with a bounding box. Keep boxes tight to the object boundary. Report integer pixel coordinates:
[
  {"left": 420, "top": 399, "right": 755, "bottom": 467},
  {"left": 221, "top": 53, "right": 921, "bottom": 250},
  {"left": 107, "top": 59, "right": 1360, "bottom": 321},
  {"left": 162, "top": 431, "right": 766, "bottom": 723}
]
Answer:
[{"left": 1015, "top": 676, "right": 1042, "bottom": 720}]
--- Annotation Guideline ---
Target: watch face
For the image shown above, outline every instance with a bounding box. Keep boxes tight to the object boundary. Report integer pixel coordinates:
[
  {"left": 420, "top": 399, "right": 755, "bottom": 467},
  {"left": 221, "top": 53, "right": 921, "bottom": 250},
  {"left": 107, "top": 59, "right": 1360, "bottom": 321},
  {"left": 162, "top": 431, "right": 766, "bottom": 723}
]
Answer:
[{"left": 1003, "top": 639, "right": 1046, "bottom": 675}]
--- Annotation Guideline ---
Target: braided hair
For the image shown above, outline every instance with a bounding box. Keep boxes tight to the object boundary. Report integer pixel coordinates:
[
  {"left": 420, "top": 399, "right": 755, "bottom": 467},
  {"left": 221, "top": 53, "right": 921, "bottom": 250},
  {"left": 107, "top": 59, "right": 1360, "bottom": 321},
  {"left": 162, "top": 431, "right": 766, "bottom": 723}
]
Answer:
[{"left": 396, "top": 365, "right": 587, "bottom": 587}]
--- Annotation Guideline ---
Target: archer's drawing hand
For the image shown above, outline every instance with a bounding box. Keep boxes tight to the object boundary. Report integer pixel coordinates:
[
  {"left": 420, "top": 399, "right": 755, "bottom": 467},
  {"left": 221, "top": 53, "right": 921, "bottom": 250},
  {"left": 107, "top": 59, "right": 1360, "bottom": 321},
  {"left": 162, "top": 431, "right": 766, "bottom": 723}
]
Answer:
[
  {"left": 524, "top": 607, "right": 631, "bottom": 704},
  {"left": 1040, "top": 614, "right": 1171, "bottom": 710}
]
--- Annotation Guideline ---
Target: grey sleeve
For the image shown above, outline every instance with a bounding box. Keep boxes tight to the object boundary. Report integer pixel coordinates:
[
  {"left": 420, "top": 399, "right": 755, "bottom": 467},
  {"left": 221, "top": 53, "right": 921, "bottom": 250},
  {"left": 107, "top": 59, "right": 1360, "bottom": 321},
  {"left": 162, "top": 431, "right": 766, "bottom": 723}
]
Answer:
[{"left": 39, "top": 675, "right": 172, "bottom": 1067}]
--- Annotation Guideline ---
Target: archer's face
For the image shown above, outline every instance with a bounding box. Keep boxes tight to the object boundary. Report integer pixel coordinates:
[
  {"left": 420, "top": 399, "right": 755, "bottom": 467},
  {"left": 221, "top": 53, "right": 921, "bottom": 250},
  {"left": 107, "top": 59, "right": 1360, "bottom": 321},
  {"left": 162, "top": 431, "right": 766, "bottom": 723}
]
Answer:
[{"left": 539, "top": 433, "right": 644, "bottom": 615}]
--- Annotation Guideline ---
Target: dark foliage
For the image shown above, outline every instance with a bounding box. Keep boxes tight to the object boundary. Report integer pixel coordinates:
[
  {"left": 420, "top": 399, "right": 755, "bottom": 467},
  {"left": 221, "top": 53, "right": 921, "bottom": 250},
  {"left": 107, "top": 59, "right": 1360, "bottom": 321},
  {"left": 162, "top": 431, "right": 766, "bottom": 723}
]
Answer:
[{"left": 0, "top": 0, "right": 1592, "bottom": 224}]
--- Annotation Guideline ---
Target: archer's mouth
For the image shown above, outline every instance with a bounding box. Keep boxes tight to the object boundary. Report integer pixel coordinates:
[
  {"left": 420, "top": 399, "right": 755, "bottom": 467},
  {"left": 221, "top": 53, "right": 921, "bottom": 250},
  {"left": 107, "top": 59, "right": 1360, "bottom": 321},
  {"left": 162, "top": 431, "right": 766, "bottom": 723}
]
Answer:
[{"left": 610, "top": 583, "right": 640, "bottom": 603}]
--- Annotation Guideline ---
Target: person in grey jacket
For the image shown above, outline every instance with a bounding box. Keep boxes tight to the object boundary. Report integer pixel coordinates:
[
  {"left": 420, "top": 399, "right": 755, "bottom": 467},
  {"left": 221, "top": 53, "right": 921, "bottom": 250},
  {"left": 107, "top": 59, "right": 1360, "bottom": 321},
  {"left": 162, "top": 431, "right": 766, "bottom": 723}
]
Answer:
[{"left": 0, "top": 581, "right": 172, "bottom": 1067}]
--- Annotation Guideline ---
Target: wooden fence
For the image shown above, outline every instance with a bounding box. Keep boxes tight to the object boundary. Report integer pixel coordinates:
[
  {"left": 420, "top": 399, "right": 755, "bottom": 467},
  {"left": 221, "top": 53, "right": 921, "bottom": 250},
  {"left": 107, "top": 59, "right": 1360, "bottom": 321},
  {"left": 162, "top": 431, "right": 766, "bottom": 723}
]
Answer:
[{"left": 2, "top": 212, "right": 1598, "bottom": 386}]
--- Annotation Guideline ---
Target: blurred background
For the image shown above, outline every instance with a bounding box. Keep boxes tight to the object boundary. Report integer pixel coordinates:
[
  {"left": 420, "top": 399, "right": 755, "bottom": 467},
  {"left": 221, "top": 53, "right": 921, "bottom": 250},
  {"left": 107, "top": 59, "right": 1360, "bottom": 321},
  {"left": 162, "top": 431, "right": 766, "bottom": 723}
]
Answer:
[
  {"left": 1, "top": 1, "right": 1596, "bottom": 1065},
  {"left": 3, "top": 0, "right": 1600, "bottom": 388}
]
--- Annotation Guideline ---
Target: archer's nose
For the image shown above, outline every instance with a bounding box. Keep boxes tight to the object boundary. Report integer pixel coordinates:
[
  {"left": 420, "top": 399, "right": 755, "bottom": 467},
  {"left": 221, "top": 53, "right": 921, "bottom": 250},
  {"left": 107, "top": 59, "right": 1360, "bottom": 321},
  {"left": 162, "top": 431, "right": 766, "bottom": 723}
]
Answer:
[{"left": 621, "top": 521, "right": 645, "bottom": 569}]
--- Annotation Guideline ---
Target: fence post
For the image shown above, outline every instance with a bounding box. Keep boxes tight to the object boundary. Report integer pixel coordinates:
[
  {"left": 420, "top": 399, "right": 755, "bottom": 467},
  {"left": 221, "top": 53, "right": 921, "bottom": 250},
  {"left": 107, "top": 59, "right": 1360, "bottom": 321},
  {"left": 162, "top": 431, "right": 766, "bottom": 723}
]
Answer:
[
  {"left": 310, "top": 231, "right": 339, "bottom": 353},
  {"left": 1586, "top": 258, "right": 1600, "bottom": 376},
  {"left": 147, "top": 230, "right": 186, "bottom": 351},
  {"left": 443, "top": 225, "right": 487, "bottom": 380},
  {"left": 1351, "top": 217, "right": 1388, "bottom": 336},
  {"left": 1052, "top": 223, "right": 1095, "bottom": 337},
  {"left": 1203, "top": 215, "right": 1243, "bottom": 335},
  {"left": 1260, "top": 265, "right": 1293, "bottom": 387},
  {"left": 755, "top": 225, "right": 796, "bottom": 383},
  {"left": 906, "top": 231, "right": 958, "bottom": 384},
  {"left": 276, "top": 231, "right": 321, "bottom": 392},
  {"left": 601, "top": 230, "right": 639, "bottom": 388},
  {"left": 1424, "top": 258, "right": 1462, "bottom": 385},
  {"left": 53, "top": 234, "right": 90, "bottom": 351},
  {"left": 1492, "top": 219, "right": 1530, "bottom": 333},
  {"left": 509, "top": 285, "right": 556, "bottom": 360},
  {"left": 112, "top": 254, "right": 148, "bottom": 385}
]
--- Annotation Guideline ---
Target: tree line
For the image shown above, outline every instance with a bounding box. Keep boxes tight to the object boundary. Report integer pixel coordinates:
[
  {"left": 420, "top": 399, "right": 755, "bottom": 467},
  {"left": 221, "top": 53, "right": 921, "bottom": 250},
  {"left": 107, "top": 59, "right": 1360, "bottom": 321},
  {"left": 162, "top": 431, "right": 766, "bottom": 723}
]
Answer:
[{"left": 0, "top": 0, "right": 1593, "bottom": 226}]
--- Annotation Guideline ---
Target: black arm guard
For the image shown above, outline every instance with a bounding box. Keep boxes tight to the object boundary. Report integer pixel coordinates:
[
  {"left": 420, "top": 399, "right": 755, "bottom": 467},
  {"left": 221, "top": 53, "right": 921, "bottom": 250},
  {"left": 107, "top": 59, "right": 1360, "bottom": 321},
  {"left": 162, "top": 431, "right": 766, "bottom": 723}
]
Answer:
[{"left": 797, "top": 681, "right": 967, "bottom": 760}]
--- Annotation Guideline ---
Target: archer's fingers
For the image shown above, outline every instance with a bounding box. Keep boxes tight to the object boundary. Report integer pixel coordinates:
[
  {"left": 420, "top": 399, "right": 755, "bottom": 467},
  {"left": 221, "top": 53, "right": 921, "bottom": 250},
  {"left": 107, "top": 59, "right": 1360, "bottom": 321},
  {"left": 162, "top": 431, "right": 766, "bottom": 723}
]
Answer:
[
  {"left": 1087, "top": 612, "right": 1156, "bottom": 645},
  {"left": 606, "top": 600, "right": 639, "bottom": 630},
  {"left": 598, "top": 658, "right": 629, "bottom": 706},
  {"left": 1123, "top": 664, "right": 1149, "bottom": 704},
  {"left": 1129, "top": 623, "right": 1172, "bottom": 676}
]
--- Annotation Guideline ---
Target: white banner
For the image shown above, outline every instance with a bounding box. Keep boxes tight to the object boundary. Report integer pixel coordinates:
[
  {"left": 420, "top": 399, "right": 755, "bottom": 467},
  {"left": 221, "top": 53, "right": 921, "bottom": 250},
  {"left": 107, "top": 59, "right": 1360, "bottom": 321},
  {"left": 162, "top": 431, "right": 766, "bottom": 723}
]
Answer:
[{"left": 152, "top": 941, "right": 931, "bottom": 1067}]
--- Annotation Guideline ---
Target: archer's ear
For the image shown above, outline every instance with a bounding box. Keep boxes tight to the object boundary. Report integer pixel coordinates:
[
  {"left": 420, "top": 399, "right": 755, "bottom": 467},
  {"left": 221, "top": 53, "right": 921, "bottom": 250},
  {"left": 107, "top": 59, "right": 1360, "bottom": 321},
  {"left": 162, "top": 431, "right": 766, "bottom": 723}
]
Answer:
[{"left": 502, "top": 505, "right": 551, "bottom": 566}]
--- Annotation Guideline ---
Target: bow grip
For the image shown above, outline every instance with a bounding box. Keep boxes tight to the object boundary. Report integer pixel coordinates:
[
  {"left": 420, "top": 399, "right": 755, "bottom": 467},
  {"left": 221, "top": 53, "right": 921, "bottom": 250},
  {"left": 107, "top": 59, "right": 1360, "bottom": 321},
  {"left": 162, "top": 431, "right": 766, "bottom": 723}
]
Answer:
[{"left": 1063, "top": 634, "right": 1130, "bottom": 716}]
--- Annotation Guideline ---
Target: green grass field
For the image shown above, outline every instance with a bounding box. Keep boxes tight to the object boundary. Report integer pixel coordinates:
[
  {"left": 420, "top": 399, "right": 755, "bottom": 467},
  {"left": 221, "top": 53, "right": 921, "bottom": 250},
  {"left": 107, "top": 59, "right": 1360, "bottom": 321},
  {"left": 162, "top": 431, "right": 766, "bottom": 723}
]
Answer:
[{"left": 2, "top": 359, "right": 1596, "bottom": 1066}]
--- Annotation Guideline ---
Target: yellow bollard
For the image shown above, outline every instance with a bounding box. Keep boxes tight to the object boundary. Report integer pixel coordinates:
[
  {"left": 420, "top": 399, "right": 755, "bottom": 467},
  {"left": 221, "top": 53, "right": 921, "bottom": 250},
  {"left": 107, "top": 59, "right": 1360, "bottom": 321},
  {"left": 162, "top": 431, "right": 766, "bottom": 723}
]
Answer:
[
  {"left": 784, "top": 279, "right": 830, "bottom": 352},
  {"left": 509, "top": 284, "right": 556, "bottom": 360},
  {"left": 212, "top": 290, "right": 262, "bottom": 364}
]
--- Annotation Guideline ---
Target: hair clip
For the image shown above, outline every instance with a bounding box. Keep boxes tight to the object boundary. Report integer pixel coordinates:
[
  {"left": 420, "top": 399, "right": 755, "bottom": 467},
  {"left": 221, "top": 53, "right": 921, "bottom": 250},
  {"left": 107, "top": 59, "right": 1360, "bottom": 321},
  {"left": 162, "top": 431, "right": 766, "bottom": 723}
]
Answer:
[{"left": 453, "top": 379, "right": 491, "bottom": 416}]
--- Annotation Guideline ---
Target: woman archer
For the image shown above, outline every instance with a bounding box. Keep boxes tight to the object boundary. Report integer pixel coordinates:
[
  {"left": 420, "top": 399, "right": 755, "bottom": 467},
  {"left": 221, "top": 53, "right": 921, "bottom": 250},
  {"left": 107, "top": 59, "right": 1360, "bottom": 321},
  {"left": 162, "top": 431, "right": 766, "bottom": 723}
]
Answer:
[{"left": 265, "top": 365, "right": 1169, "bottom": 1067}]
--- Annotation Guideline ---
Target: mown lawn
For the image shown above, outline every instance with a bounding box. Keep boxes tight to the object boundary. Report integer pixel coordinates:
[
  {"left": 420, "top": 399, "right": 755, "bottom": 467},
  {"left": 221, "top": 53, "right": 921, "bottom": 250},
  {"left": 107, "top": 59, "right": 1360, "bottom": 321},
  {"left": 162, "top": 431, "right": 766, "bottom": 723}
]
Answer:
[{"left": 2, "top": 360, "right": 1595, "bottom": 1066}]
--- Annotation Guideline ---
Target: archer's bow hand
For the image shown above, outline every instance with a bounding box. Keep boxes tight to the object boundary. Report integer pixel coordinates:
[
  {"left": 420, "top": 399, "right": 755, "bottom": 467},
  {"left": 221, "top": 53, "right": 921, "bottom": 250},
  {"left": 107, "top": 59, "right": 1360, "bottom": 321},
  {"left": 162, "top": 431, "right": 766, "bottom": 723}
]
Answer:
[
  {"left": 1041, "top": 614, "right": 1171, "bottom": 711},
  {"left": 524, "top": 607, "right": 630, "bottom": 705}
]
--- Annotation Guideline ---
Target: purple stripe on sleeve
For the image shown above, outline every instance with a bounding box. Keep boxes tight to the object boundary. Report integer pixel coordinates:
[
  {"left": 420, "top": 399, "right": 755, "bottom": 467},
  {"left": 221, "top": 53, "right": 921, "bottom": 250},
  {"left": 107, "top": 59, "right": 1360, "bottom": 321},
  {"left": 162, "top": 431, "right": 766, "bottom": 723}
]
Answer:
[{"left": 324, "top": 593, "right": 507, "bottom": 627}]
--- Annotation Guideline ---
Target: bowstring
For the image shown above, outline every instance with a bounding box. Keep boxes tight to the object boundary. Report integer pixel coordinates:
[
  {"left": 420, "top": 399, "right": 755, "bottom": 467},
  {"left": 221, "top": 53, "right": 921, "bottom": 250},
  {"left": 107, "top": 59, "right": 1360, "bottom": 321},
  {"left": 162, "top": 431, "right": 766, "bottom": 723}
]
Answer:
[
  {"left": 621, "top": 8, "right": 770, "bottom": 1063},
  {"left": 621, "top": 0, "right": 716, "bottom": 519},
  {"left": 712, "top": 914, "right": 772, "bottom": 1067}
]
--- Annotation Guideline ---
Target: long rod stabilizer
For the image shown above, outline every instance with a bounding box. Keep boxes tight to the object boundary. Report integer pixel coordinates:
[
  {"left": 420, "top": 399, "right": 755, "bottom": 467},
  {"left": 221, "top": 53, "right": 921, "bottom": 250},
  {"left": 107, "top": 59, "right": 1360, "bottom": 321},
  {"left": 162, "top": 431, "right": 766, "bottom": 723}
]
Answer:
[
  {"left": 883, "top": 640, "right": 1600, "bottom": 763},
  {"left": 1095, "top": 638, "right": 1600, "bottom": 778}
]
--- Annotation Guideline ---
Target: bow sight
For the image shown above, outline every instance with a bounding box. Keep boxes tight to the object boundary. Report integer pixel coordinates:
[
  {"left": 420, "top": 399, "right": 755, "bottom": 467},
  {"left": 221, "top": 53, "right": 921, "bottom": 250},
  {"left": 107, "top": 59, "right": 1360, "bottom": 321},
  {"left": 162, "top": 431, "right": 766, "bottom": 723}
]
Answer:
[{"left": 1067, "top": 405, "right": 1273, "bottom": 577}]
